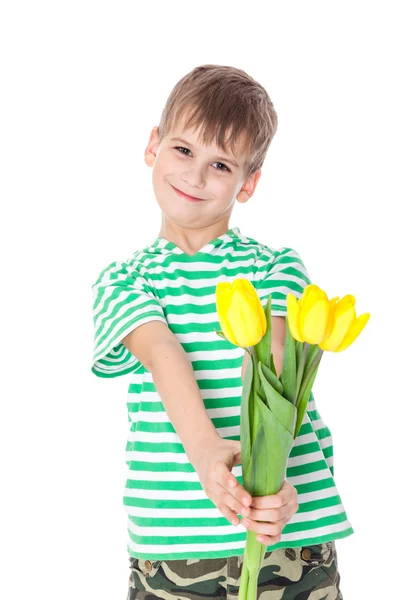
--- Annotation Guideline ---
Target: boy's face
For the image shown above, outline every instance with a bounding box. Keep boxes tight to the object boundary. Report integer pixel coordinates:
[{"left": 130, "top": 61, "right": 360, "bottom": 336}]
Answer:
[{"left": 144, "top": 115, "right": 261, "bottom": 234}]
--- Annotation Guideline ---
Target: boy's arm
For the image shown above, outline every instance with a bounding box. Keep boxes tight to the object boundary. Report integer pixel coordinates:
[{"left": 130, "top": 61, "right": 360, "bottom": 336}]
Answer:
[
  {"left": 121, "top": 322, "right": 221, "bottom": 467},
  {"left": 122, "top": 316, "right": 286, "bottom": 463}
]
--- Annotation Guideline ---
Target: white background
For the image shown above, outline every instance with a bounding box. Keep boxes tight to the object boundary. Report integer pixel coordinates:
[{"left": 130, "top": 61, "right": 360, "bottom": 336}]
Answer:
[{"left": 1, "top": 1, "right": 399, "bottom": 598}]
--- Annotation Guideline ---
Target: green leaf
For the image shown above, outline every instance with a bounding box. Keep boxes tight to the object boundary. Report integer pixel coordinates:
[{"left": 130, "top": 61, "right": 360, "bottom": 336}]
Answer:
[
  {"left": 251, "top": 354, "right": 265, "bottom": 406},
  {"left": 257, "top": 380, "right": 267, "bottom": 405},
  {"left": 258, "top": 361, "right": 283, "bottom": 395},
  {"left": 254, "top": 393, "right": 294, "bottom": 496},
  {"left": 270, "top": 351, "right": 277, "bottom": 378},
  {"left": 305, "top": 344, "right": 320, "bottom": 372},
  {"left": 258, "top": 362, "right": 297, "bottom": 436},
  {"left": 249, "top": 421, "right": 267, "bottom": 496},
  {"left": 294, "top": 344, "right": 319, "bottom": 409},
  {"left": 295, "top": 340, "right": 303, "bottom": 370},
  {"left": 281, "top": 315, "right": 297, "bottom": 404},
  {"left": 255, "top": 295, "right": 272, "bottom": 366},
  {"left": 294, "top": 342, "right": 307, "bottom": 403},
  {"left": 294, "top": 363, "right": 321, "bottom": 439},
  {"left": 240, "top": 349, "right": 253, "bottom": 479},
  {"left": 214, "top": 329, "right": 228, "bottom": 342}
]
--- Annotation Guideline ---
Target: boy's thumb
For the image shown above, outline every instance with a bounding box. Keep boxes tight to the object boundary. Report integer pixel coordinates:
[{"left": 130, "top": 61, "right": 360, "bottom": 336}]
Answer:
[
  {"left": 233, "top": 451, "right": 242, "bottom": 466},
  {"left": 232, "top": 441, "right": 242, "bottom": 466}
]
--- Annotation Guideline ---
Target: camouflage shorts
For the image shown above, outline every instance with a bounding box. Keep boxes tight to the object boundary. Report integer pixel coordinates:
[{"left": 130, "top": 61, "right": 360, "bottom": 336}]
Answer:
[{"left": 126, "top": 540, "right": 343, "bottom": 599}]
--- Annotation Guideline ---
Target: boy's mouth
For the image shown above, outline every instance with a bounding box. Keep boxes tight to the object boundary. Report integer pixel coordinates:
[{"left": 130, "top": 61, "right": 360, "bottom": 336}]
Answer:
[{"left": 170, "top": 183, "right": 206, "bottom": 202}]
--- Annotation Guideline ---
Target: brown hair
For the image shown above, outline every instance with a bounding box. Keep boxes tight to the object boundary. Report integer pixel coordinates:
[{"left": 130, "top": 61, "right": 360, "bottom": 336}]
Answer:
[{"left": 157, "top": 64, "right": 278, "bottom": 181}]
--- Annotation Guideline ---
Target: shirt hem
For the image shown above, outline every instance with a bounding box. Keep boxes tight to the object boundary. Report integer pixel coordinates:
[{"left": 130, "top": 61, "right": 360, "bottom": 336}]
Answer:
[{"left": 126, "top": 526, "right": 354, "bottom": 561}]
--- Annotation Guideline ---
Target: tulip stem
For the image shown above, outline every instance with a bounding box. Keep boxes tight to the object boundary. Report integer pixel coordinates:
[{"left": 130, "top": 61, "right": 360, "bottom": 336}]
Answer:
[
  {"left": 238, "top": 556, "right": 249, "bottom": 600},
  {"left": 295, "top": 342, "right": 309, "bottom": 405},
  {"left": 249, "top": 346, "right": 260, "bottom": 447},
  {"left": 297, "top": 348, "right": 324, "bottom": 402}
]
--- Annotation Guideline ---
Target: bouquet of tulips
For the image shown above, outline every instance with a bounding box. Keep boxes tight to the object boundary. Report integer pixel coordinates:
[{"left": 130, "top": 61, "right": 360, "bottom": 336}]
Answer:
[{"left": 214, "top": 281, "right": 370, "bottom": 600}]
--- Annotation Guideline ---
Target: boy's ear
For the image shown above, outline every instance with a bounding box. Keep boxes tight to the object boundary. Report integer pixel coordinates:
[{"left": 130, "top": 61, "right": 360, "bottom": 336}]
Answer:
[
  {"left": 236, "top": 169, "right": 262, "bottom": 203},
  {"left": 251, "top": 168, "right": 262, "bottom": 190},
  {"left": 144, "top": 126, "right": 160, "bottom": 166}
]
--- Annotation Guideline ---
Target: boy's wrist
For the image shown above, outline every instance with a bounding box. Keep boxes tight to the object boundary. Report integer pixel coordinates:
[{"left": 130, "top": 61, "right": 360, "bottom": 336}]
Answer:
[{"left": 186, "top": 426, "right": 221, "bottom": 468}]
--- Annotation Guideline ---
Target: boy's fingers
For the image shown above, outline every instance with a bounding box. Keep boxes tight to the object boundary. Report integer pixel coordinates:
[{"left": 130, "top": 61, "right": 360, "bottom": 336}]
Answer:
[
  {"left": 220, "top": 465, "right": 252, "bottom": 507},
  {"left": 250, "top": 480, "right": 295, "bottom": 510},
  {"left": 214, "top": 483, "right": 241, "bottom": 526}
]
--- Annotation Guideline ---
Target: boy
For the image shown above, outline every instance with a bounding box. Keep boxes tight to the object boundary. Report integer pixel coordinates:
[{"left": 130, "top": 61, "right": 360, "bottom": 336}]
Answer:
[{"left": 91, "top": 65, "right": 350, "bottom": 598}]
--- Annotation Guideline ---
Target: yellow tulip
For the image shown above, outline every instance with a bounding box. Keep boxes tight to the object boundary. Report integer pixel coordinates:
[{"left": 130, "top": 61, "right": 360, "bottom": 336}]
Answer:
[
  {"left": 287, "top": 285, "right": 370, "bottom": 351},
  {"left": 319, "top": 295, "right": 370, "bottom": 352},
  {"left": 287, "top": 285, "right": 335, "bottom": 344},
  {"left": 216, "top": 279, "right": 267, "bottom": 348}
]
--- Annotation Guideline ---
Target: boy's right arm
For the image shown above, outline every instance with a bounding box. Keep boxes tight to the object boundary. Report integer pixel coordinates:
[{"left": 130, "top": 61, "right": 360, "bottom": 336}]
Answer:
[
  {"left": 121, "top": 321, "right": 253, "bottom": 524},
  {"left": 121, "top": 321, "right": 221, "bottom": 466}
]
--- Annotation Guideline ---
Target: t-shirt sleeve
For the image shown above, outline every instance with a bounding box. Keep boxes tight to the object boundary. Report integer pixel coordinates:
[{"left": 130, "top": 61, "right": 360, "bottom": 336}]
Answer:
[
  {"left": 91, "top": 258, "right": 168, "bottom": 378},
  {"left": 254, "top": 246, "right": 312, "bottom": 316}
]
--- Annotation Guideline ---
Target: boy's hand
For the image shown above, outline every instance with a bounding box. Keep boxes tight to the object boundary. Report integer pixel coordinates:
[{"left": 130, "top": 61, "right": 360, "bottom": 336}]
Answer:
[
  {"left": 192, "top": 438, "right": 299, "bottom": 546},
  {"left": 192, "top": 438, "right": 253, "bottom": 526},
  {"left": 241, "top": 480, "right": 299, "bottom": 546}
]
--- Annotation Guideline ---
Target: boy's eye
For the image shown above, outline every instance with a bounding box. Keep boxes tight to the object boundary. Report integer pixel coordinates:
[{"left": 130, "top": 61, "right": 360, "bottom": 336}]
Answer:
[{"left": 174, "top": 146, "right": 230, "bottom": 172}]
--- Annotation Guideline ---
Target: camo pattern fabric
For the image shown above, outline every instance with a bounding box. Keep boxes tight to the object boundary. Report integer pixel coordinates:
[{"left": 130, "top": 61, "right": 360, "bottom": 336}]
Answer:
[{"left": 126, "top": 540, "right": 343, "bottom": 599}]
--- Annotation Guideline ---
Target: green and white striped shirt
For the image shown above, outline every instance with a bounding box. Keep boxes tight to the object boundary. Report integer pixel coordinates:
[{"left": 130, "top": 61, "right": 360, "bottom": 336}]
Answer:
[{"left": 91, "top": 226, "right": 354, "bottom": 560}]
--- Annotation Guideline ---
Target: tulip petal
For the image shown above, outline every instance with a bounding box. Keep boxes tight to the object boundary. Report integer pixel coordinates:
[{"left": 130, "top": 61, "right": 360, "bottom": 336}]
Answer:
[
  {"left": 298, "top": 286, "right": 330, "bottom": 344},
  {"left": 319, "top": 295, "right": 356, "bottom": 351},
  {"left": 299, "top": 284, "right": 324, "bottom": 311},
  {"left": 335, "top": 312, "right": 370, "bottom": 352},
  {"left": 287, "top": 294, "right": 303, "bottom": 342},
  {"left": 229, "top": 290, "right": 265, "bottom": 347},
  {"left": 322, "top": 297, "right": 340, "bottom": 341},
  {"left": 233, "top": 278, "right": 256, "bottom": 295},
  {"left": 216, "top": 282, "right": 239, "bottom": 346},
  {"left": 301, "top": 298, "right": 331, "bottom": 345},
  {"left": 256, "top": 298, "right": 267, "bottom": 338},
  {"left": 233, "top": 280, "right": 267, "bottom": 337}
]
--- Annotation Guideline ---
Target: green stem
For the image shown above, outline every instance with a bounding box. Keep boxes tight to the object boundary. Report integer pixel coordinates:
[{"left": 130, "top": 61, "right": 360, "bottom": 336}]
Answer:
[
  {"left": 258, "top": 540, "right": 265, "bottom": 571},
  {"left": 247, "top": 571, "right": 258, "bottom": 599},
  {"left": 249, "top": 346, "right": 260, "bottom": 393},
  {"left": 249, "top": 346, "right": 260, "bottom": 448},
  {"left": 239, "top": 529, "right": 263, "bottom": 600},
  {"left": 297, "top": 348, "right": 324, "bottom": 401},
  {"left": 238, "top": 554, "right": 249, "bottom": 600},
  {"left": 295, "top": 342, "right": 309, "bottom": 404},
  {"left": 237, "top": 347, "right": 267, "bottom": 599}
]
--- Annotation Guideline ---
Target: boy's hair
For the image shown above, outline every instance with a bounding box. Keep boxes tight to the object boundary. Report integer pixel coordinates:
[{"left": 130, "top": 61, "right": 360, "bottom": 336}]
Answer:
[{"left": 157, "top": 64, "right": 278, "bottom": 181}]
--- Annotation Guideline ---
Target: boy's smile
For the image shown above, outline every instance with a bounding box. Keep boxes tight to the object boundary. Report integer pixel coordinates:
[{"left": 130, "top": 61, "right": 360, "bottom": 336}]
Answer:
[
  {"left": 169, "top": 181, "right": 207, "bottom": 203},
  {"left": 144, "top": 113, "right": 262, "bottom": 255}
]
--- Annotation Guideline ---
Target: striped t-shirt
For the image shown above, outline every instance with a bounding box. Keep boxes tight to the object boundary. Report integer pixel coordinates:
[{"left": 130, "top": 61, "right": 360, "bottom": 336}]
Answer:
[{"left": 91, "top": 226, "right": 354, "bottom": 560}]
